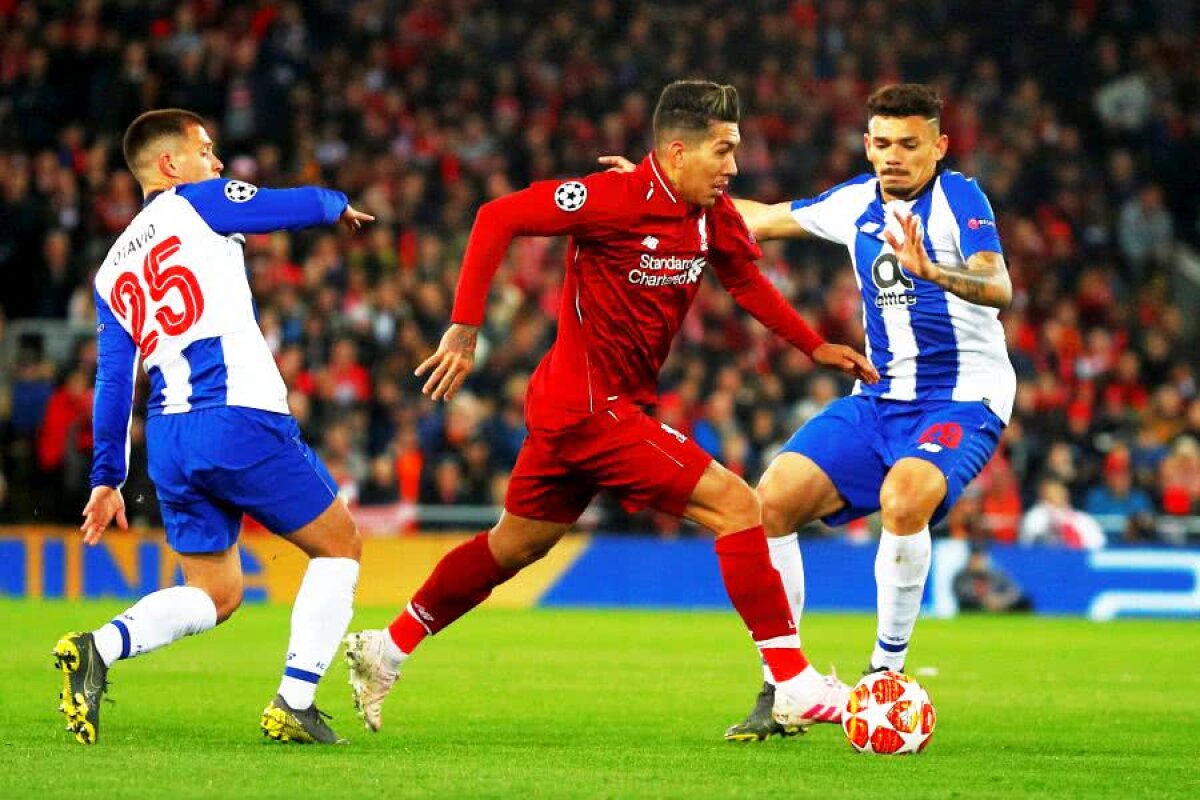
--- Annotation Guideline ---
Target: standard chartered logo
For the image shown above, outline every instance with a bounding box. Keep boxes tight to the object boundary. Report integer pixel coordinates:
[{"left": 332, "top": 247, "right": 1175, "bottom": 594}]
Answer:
[{"left": 628, "top": 254, "right": 707, "bottom": 287}]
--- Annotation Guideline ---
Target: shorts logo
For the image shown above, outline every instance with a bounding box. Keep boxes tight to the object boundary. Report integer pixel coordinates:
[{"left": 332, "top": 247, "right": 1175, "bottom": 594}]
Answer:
[
  {"left": 918, "top": 422, "right": 962, "bottom": 450},
  {"left": 660, "top": 422, "right": 687, "bottom": 444},
  {"left": 554, "top": 181, "right": 587, "bottom": 212},
  {"left": 224, "top": 180, "right": 258, "bottom": 203}
]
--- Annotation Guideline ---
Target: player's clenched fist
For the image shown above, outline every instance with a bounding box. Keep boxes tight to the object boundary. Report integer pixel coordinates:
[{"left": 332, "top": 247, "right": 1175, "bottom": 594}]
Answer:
[
  {"left": 416, "top": 323, "right": 479, "bottom": 401},
  {"left": 811, "top": 343, "right": 880, "bottom": 385}
]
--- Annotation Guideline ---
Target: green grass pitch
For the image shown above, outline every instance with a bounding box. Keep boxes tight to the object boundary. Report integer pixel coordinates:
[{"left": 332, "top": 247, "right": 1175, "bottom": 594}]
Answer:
[{"left": 2, "top": 598, "right": 1197, "bottom": 799}]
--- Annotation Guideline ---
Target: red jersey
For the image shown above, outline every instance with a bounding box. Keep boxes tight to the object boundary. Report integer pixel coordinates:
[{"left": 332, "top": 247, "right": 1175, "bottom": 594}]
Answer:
[{"left": 453, "top": 153, "right": 824, "bottom": 430}]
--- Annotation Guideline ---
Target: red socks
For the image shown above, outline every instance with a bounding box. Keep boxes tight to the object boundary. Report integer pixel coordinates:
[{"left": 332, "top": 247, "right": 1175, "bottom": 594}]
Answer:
[
  {"left": 714, "top": 526, "right": 809, "bottom": 682},
  {"left": 387, "top": 532, "right": 517, "bottom": 655}
]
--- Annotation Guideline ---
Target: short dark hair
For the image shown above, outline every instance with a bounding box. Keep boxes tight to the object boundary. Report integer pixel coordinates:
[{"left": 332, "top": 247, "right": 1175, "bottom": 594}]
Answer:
[
  {"left": 122, "top": 109, "right": 205, "bottom": 173},
  {"left": 866, "top": 84, "right": 943, "bottom": 122},
  {"left": 653, "top": 80, "right": 740, "bottom": 143}
]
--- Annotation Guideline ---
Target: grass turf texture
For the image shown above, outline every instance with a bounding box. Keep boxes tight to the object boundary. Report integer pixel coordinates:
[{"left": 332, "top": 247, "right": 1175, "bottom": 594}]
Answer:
[{"left": 2, "top": 599, "right": 1197, "bottom": 799}]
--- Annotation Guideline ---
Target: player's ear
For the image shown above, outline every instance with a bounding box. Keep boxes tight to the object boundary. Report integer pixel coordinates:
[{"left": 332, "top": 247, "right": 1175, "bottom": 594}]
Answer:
[
  {"left": 862, "top": 132, "right": 871, "bottom": 159},
  {"left": 934, "top": 132, "right": 949, "bottom": 160},
  {"left": 667, "top": 138, "right": 687, "bottom": 168},
  {"left": 157, "top": 150, "right": 179, "bottom": 180}
]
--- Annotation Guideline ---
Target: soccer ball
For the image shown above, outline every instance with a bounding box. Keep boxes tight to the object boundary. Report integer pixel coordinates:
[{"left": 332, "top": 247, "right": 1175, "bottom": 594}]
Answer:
[{"left": 842, "top": 670, "right": 936, "bottom": 755}]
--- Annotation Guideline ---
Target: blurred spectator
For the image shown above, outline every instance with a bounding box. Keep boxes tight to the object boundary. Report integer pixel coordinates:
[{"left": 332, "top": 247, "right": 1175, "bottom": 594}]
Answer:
[
  {"left": 1020, "top": 479, "right": 1106, "bottom": 550},
  {"left": 953, "top": 546, "right": 1033, "bottom": 613},
  {"left": 1117, "top": 185, "right": 1174, "bottom": 276},
  {"left": 1159, "top": 437, "right": 1200, "bottom": 516},
  {"left": 1083, "top": 448, "right": 1156, "bottom": 542}
]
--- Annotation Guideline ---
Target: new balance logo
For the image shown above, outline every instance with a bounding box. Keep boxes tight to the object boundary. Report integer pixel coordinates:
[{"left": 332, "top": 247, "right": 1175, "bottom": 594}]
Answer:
[{"left": 641, "top": 235, "right": 659, "bottom": 250}]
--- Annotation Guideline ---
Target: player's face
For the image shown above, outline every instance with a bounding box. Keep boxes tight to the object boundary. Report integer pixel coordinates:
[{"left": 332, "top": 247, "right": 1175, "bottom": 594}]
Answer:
[
  {"left": 678, "top": 122, "right": 740, "bottom": 207},
  {"left": 170, "top": 124, "right": 224, "bottom": 184},
  {"left": 864, "top": 116, "right": 948, "bottom": 201}
]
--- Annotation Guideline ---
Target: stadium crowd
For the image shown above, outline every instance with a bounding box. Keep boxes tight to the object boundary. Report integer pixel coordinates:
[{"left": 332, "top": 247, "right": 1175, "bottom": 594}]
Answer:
[{"left": 1, "top": 0, "right": 1199, "bottom": 545}]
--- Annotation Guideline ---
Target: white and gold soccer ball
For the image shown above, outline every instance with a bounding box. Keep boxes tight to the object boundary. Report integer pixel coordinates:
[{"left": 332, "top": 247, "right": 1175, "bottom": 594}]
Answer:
[{"left": 842, "top": 670, "right": 936, "bottom": 755}]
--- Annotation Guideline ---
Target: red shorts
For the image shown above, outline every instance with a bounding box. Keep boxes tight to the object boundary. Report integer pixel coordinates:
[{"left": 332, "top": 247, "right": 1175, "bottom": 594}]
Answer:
[{"left": 505, "top": 403, "right": 713, "bottom": 524}]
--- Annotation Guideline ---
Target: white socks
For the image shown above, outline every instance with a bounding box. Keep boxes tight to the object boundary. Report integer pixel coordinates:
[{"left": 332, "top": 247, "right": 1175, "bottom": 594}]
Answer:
[
  {"left": 871, "top": 527, "right": 931, "bottom": 671},
  {"left": 92, "top": 586, "right": 218, "bottom": 667},
  {"left": 278, "top": 557, "right": 359, "bottom": 710},
  {"left": 763, "top": 534, "right": 805, "bottom": 684}
]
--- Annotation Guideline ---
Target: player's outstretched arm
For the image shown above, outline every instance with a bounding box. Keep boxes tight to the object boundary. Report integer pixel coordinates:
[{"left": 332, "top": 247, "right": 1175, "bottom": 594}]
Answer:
[
  {"left": 415, "top": 323, "right": 478, "bottom": 402},
  {"left": 177, "top": 179, "right": 374, "bottom": 235},
  {"left": 596, "top": 156, "right": 809, "bottom": 243},
  {"left": 886, "top": 211, "right": 1012, "bottom": 309},
  {"left": 730, "top": 198, "right": 809, "bottom": 242}
]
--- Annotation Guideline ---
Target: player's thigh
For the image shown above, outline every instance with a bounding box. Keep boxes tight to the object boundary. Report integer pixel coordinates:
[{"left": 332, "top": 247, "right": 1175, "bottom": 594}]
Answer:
[
  {"left": 892, "top": 402, "right": 1004, "bottom": 528},
  {"left": 196, "top": 407, "right": 347, "bottom": 541},
  {"left": 778, "top": 396, "right": 889, "bottom": 527},
  {"left": 575, "top": 406, "right": 715, "bottom": 524},
  {"left": 682, "top": 459, "right": 761, "bottom": 536},
  {"left": 504, "top": 430, "right": 596, "bottom": 526},
  {"left": 756, "top": 452, "right": 845, "bottom": 537},
  {"left": 178, "top": 546, "right": 244, "bottom": 623},
  {"left": 488, "top": 510, "right": 574, "bottom": 570}
]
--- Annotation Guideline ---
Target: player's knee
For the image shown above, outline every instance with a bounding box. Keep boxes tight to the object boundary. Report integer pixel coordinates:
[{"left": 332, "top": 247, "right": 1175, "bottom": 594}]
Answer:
[
  {"left": 760, "top": 495, "right": 794, "bottom": 538},
  {"left": 715, "top": 476, "right": 762, "bottom": 534},
  {"left": 879, "top": 482, "right": 937, "bottom": 533},
  {"left": 329, "top": 521, "right": 362, "bottom": 561}
]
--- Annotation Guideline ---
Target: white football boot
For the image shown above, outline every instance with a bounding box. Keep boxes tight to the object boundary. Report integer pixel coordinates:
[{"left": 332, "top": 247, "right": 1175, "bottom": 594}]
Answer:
[
  {"left": 772, "top": 669, "right": 850, "bottom": 728},
  {"left": 343, "top": 630, "right": 402, "bottom": 732}
]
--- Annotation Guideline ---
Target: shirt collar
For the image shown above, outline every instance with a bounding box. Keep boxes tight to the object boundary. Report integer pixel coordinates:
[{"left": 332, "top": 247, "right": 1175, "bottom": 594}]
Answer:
[{"left": 638, "top": 151, "right": 683, "bottom": 208}]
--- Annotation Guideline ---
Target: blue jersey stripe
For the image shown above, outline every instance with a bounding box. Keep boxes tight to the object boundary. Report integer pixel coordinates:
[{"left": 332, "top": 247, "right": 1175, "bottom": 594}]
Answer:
[
  {"left": 909, "top": 190, "right": 960, "bottom": 396},
  {"left": 852, "top": 199, "right": 893, "bottom": 396},
  {"left": 182, "top": 337, "right": 229, "bottom": 408}
]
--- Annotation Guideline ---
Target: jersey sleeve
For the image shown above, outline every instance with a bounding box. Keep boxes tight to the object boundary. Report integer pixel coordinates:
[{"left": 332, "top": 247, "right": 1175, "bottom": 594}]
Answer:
[
  {"left": 451, "top": 172, "right": 632, "bottom": 325},
  {"left": 708, "top": 192, "right": 764, "bottom": 263},
  {"left": 940, "top": 172, "right": 1003, "bottom": 258},
  {"left": 90, "top": 291, "right": 138, "bottom": 489},
  {"left": 789, "top": 173, "right": 876, "bottom": 245},
  {"left": 176, "top": 179, "right": 349, "bottom": 235},
  {"left": 709, "top": 196, "right": 824, "bottom": 356}
]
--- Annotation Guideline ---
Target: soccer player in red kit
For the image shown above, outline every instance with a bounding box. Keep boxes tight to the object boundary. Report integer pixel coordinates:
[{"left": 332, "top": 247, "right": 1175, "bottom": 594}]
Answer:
[{"left": 343, "top": 81, "right": 878, "bottom": 735}]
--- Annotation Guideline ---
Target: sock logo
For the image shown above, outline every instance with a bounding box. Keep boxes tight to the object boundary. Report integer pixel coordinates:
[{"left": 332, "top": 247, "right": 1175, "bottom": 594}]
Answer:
[{"left": 412, "top": 603, "right": 435, "bottom": 623}]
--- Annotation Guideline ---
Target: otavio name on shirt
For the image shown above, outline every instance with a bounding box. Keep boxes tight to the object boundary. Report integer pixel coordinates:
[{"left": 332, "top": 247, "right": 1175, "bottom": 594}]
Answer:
[{"left": 110, "top": 224, "right": 157, "bottom": 267}]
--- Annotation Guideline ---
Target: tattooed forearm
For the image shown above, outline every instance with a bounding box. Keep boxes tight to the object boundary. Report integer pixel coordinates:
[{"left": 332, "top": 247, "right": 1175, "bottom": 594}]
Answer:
[{"left": 932, "top": 252, "right": 1012, "bottom": 309}]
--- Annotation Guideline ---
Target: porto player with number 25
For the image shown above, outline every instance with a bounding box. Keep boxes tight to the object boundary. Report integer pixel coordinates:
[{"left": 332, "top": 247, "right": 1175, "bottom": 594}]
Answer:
[
  {"left": 344, "top": 81, "right": 879, "bottom": 735},
  {"left": 54, "top": 109, "right": 373, "bottom": 746}
]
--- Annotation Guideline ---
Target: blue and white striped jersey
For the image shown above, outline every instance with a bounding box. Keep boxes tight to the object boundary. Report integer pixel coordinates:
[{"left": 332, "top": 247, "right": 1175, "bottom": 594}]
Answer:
[
  {"left": 90, "top": 178, "right": 348, "bottom": 488},
  {"left": 790, "top": 170, "right": 1016, "bottom": 423}
]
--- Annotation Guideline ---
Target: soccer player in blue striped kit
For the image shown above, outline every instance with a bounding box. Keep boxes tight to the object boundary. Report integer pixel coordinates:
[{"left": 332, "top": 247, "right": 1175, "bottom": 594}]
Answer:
[
  {"left": 53, "top": 109, "right": 373, "bottom": 745},
  {"left": 724, "top": 83, "right": 1016, "bottom": 740}
]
